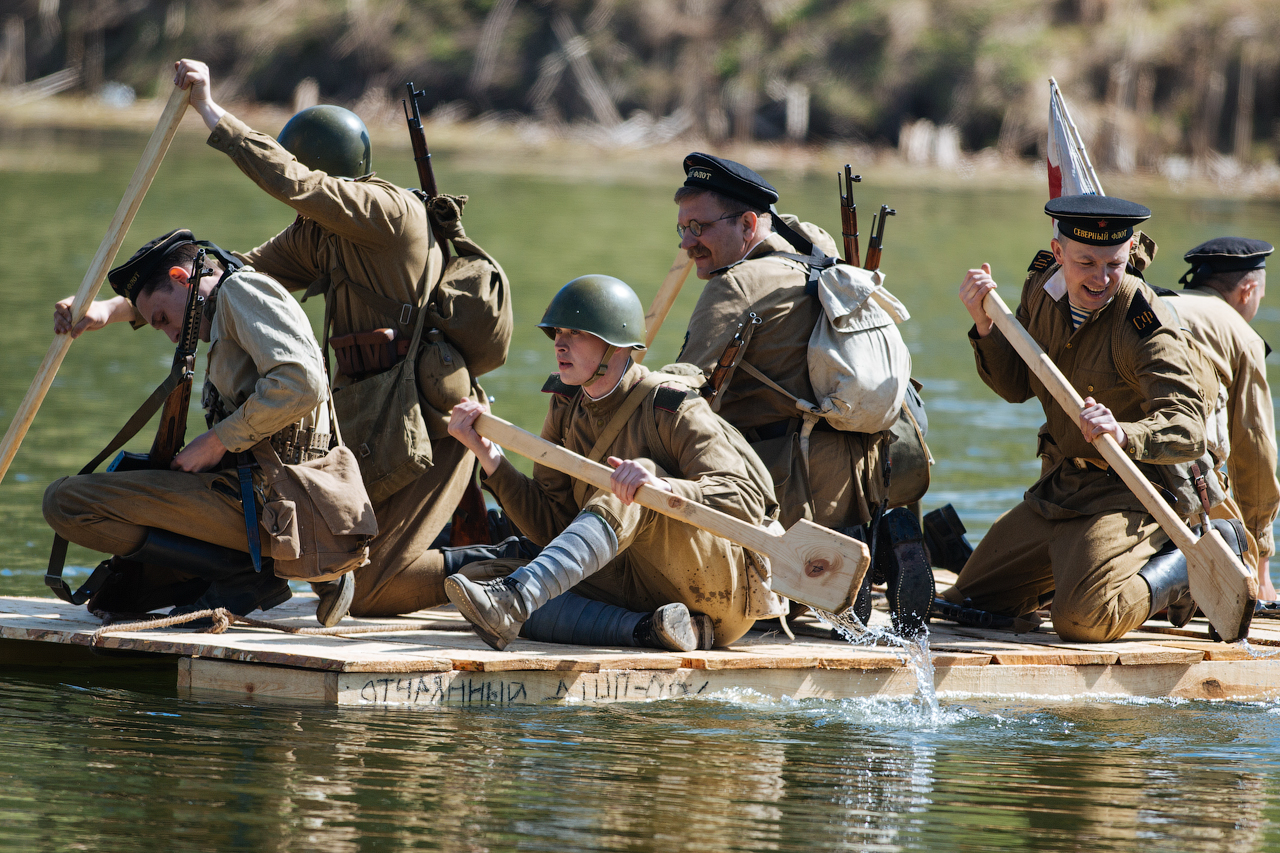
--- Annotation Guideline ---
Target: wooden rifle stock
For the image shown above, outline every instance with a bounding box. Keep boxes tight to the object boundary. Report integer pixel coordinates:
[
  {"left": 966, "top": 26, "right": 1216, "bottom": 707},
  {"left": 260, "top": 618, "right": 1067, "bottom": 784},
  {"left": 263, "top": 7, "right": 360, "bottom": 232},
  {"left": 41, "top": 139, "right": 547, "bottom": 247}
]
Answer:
[
  {"left": 839, "top": 166, "right": 862, "bottom": 267},
  {"left": 863, "top": 204, "right": 896, "bottom": 271},
  {"left": 148, "top": 249, "right": 207, "bottom": 468}
]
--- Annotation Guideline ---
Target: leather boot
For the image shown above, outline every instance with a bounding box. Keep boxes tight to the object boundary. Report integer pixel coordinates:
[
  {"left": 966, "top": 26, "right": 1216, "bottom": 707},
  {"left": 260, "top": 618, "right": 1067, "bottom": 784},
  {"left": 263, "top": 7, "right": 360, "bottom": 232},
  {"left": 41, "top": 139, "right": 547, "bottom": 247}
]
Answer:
[
  {"left": 445, "top": 512, "right": 618, "bottom": 650},
  {"left": 1140, "top": 519, "right": 1248, "bottom": 628},
  {"left": 840, "top": 526, "right": 875, "bottom": 626},
  {"left": 121, "top": 529, "right": 290, "bottom": 619},
  {"left": 1139, "top": 538, "right": 1193, "bottom": 627},
  {"left": 875, "top": 508, "right": 936, "bottom": 638},
  {"left": 634, "top": 603, "right": 711, "bottom": 652},
  {"left": 922, "top": 504, "right": 975, "bottom": 572},
  {"left": 312, "top": 572, "right": 355, "bottom": 627}
]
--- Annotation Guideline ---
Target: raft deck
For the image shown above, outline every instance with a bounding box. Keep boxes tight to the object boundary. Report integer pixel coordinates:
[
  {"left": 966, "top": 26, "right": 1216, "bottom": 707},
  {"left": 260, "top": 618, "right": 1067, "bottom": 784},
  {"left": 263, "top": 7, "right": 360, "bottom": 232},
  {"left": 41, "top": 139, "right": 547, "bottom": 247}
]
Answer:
[{"left": 3, "top": 576, "right": 1279, "bottom": 706}]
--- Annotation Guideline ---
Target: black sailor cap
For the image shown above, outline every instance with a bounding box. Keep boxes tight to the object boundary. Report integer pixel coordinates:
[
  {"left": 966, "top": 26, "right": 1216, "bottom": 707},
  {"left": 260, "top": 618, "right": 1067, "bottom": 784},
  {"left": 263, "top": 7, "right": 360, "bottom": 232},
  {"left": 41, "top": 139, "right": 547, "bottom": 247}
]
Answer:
[
  {"left": 682, "top": 152, "right": 779, "bottom": 212},
  {"left": 1045, "top": 194, "right": 1150, "bottom": 246},
  {"left": 1181, "top": 236, "right": 1274, "bottom": 285},
  {"left": 107, "top": 229, "right": 195, "bottom": 304}
]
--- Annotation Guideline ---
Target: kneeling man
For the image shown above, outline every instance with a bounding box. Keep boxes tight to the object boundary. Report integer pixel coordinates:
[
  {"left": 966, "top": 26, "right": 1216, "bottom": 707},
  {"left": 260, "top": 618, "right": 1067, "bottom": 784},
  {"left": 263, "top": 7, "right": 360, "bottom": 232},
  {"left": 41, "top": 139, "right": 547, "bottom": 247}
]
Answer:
[
  {"left": 446, "top": 275, "right": 783, "bottom": 651},
  {"left": 944, "top": 195, "right": 1236, "bottom": 642}
]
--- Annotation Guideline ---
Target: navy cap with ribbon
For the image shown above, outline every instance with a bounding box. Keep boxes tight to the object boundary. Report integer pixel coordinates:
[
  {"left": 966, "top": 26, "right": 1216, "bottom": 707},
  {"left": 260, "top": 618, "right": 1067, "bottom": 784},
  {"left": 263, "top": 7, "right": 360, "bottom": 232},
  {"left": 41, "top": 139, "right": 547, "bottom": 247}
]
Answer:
[
  {"left": 682, "top": 152, "right": 779, "bottom": 212},
  {"left": 1180, "top": 236, "right": 1274, "bottom": 286},
  {"left": 1046, "top": 194, "right": 1151, "bottom": 247},
  {"left": 107, "top": 229, "right": 195, "bottom": 304}
]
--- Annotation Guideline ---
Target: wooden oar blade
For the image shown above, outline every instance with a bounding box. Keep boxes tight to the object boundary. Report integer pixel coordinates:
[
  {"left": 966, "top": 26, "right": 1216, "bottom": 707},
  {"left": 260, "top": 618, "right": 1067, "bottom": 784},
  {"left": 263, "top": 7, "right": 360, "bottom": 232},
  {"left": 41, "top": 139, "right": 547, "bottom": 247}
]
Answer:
[
  {"left": 1187, "top": 528, "right": 1257, "bottom": 642},
  {"left": 769, "top": 520, "right": 870, "bottom": 613}
]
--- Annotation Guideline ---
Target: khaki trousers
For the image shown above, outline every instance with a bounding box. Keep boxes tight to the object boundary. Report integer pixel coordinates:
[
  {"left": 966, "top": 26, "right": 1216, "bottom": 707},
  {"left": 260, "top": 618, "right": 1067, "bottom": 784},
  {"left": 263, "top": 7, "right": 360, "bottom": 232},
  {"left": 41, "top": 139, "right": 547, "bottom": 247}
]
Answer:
[
  {"left": 348, "top": 435, "right": 473, "bottom": 617},
  {"left": 43, "top": 469, "right": 257, "bottom": 556},
  {"left": 942, "top": 501, "right": 1165, "bottom": 642},
  {"left": 478, "top": 490, "right": 759, "bottom": 646}
]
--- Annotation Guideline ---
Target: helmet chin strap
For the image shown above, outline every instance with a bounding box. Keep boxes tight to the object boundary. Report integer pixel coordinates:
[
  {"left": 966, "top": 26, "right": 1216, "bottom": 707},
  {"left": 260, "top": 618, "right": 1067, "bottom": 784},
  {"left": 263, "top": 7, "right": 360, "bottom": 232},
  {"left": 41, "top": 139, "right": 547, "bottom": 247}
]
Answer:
[{"left": 594, "top": 344, "right": 619, "bottom": 377}]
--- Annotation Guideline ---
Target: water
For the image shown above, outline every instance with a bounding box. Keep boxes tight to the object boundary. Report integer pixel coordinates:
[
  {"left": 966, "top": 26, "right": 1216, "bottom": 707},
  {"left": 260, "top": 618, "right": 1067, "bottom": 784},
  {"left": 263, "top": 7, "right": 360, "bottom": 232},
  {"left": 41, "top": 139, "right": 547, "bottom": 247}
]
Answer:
[{"left": 3, "top": 119, "right": 1280, "bottom": 850}]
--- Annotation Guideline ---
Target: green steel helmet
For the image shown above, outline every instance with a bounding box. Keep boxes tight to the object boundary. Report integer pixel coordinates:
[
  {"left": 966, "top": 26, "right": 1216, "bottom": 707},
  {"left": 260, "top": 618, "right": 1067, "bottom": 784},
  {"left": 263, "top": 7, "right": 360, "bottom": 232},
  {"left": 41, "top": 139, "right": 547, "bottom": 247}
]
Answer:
[
  {"left": 277, "top": 105, "right": 372, "bottom": 178},
  {"left": 538, "top": 275, "right": 647, "bottom": 350}
]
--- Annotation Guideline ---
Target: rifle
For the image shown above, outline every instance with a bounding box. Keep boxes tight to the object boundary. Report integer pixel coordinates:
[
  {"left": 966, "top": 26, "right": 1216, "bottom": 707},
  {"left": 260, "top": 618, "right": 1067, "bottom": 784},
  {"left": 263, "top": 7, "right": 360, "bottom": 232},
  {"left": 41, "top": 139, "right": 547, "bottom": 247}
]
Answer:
[
  {"left": 147, "top": 249, "right": 208, "bottom": 469},
  {"left": 403, "top": 83, "right": 439, "bottom": 200},
  {"left": 863, "top": 205, "right": 896, "bottom": 271},
  {"left": 839, "top": 166, "right": 862, "bottom": 267},
  {"left": 403, "top": 82, "right": 490, "bottom": 548}
]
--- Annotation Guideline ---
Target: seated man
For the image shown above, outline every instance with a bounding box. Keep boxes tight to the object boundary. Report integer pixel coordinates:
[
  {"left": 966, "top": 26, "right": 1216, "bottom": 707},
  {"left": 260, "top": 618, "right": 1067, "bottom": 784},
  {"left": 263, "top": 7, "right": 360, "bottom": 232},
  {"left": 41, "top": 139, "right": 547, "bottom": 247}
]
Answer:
[
  {"left": 671, "top": 152, "right": 931, "bottom": 633},
  {"left": 445, "top": 275, "right": 784, "bottom": 651},
  {"left": 1171, "top": 237, "right": 1278, "bottom": 600},
  {"left": 46, "top": 230, "right": 340, "bottom": 621},
  {"left": 945, "top": 195, "right": 1239, "bottom": 642}
]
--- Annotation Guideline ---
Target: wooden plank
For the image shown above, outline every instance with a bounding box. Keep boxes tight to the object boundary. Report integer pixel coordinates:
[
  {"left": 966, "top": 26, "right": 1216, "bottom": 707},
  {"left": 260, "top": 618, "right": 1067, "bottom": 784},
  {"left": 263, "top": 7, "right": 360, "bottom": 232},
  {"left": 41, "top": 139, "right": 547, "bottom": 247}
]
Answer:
[
  {"left": 184, "top": 657, "right": 338, "bottom": 703},
  {"left": 935, "top": 660, "right": 1280, "bottom": 701},
  {"left": 928, "top": 623, "right": 1118, "bottom": 665}
]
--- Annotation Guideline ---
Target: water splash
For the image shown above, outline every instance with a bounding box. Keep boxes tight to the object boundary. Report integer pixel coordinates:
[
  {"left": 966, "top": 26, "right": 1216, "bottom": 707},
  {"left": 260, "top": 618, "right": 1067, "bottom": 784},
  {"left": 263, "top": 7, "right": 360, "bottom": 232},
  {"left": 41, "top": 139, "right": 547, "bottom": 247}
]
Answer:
[
  {"left": 813, "top": 608, "right": 941, "bottom": 724},
  {"left": 1239, "top": 638, "right": 1280, "bottom": 659}
]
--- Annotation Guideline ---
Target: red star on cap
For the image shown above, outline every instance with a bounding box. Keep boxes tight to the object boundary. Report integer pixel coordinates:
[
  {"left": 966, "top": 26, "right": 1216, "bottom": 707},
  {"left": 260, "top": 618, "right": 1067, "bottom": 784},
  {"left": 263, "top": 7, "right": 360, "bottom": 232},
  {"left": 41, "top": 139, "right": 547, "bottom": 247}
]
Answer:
[{"left": 1097, "top": 219, "right": 1108, "bottom": 228}]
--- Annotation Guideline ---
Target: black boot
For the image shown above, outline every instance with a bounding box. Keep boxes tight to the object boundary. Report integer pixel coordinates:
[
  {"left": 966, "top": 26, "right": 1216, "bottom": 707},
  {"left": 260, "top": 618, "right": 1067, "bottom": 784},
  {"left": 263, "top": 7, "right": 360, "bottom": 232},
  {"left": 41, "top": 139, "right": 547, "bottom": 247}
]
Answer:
[
  {"left": 441, "top": 535, "right": 541, "bottom": 575},
  {"left": 875, "top": 508, "right": 936, "bottom": 638},
  {"left": 839, "top": 527, "right": 875, "bottom": 626},
  {"left": 1140, "top": 519, "right": 1248, "bottom": 628},
  {"left": 122, "top": 529, "right": 291, "bottom": 619},
  {"left": 1138, "top": 538, "right": 1193, "bottom": 627},
  {"left": 922, "top": 504, "right": 974, "bottom": 572}
]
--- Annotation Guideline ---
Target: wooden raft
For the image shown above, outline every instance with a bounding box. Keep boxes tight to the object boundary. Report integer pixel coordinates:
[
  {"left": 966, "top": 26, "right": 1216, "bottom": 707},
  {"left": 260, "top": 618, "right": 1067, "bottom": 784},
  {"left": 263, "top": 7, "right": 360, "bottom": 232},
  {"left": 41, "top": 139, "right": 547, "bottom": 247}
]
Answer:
[{"left": 3, "top": 592, "right": 1280, "bottom": 706}]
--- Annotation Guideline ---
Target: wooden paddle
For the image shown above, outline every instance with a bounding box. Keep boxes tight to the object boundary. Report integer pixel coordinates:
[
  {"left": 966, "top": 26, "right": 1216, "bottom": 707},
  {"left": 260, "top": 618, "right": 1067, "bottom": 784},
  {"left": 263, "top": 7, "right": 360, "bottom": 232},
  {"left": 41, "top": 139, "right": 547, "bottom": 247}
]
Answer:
[
  {"left": 633, "top": 250, "right": 694, "bottom": 364},
  {"left": 982, "top": 289, "right": 1257, "bottom": 641},
  {"left": 0, "top": 84, "right": 191, "bottom": 485},
  {"left": 474, "top": 412, "right": 869, "bottom": 613}
]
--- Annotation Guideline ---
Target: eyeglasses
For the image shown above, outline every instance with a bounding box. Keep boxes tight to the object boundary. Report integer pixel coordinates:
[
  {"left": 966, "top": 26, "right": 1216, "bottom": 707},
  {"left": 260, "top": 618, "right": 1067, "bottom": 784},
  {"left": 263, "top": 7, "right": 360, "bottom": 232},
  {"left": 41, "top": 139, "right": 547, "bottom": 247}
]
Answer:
[{"left": 676, "top": 211, "right": 745, "bottom": 240}]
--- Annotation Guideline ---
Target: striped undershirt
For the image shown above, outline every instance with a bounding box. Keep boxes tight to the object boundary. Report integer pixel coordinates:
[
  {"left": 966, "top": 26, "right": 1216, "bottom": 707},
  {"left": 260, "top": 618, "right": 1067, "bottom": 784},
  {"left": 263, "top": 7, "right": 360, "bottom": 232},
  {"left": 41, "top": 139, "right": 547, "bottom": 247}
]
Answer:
[{"left": 1068, "top": 302, "right": 1093, "bottom": 329}]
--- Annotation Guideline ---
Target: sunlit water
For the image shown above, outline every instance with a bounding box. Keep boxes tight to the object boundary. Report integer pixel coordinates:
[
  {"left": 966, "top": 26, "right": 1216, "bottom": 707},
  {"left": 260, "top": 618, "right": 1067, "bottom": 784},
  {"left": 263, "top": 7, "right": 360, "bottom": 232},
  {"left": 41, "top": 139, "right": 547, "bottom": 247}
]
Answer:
[{"left": 3, "top": 119, "right": 1280, "bottom": 851}]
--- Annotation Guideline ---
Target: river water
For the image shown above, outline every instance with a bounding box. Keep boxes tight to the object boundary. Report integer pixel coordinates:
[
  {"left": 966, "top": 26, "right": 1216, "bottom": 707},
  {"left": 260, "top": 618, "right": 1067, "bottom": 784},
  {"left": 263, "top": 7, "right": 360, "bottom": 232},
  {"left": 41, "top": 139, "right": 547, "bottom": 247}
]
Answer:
[{"left": 2, "top": 118, "right": 1280, "bottom": 851}]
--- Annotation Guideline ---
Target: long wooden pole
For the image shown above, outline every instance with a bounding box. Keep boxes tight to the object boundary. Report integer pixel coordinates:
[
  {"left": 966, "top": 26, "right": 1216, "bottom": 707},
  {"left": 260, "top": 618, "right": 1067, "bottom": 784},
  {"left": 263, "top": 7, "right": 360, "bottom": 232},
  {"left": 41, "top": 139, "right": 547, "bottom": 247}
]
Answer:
[
  {"left": 0, "top": 85, "right": 190, "bottom": 484},
  {"left": 475, "top": 412, "right": 869, "bottom": 613},
  {"left": 634, "top": 250, "right": 694, "bottom": 364},
  {"left": 983, "top": 289, "right": 1256, "bottom": 641}
]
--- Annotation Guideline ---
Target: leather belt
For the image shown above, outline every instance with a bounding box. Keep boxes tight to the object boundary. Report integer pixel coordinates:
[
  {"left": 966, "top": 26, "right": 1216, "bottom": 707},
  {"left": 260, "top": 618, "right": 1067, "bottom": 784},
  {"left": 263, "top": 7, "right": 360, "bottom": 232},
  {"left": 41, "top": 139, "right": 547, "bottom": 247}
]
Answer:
[{"left": 1070, "top": 456, "right": 1109, "bottom": 471}]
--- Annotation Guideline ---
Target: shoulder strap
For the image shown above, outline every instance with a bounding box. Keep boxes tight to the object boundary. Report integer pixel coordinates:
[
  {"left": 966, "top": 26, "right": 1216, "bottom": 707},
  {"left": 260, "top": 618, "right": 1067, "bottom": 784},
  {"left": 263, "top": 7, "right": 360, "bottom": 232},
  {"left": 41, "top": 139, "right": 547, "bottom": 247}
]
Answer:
[{"left": 571, "top": 371, "right": 664, "bottom": 507}]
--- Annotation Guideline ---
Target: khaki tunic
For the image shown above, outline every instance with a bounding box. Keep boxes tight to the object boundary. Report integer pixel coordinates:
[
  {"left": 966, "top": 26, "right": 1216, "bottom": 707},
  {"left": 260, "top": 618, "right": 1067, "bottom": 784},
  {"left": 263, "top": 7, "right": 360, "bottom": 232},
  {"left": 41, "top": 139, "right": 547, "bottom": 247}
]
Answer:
[
  {"left": 45, "top": 268, "right": 327, "bottom": 559},
  {"left": 946, "top": 260, "right": 1216, "bottom": 642},
  {"left": 678, "top": 221, "right": 886, "bottom": 529},
  {"left": 207, "top": 114, "right": 473, "bottom": 615},
  {"left": 1169, "top": 288, "right": 1278, "bottom": 558},
  {"left": 483, "top": 363, "right": 780, "bottom": 644}
]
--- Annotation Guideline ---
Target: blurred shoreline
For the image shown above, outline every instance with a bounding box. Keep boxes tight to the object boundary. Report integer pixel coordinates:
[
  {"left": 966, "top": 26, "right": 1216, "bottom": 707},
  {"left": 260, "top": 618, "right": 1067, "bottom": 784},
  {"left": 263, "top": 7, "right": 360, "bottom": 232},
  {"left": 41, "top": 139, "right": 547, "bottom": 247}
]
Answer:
[{"left": 4, "top": 93, "right": 1280, "bottom": 203}]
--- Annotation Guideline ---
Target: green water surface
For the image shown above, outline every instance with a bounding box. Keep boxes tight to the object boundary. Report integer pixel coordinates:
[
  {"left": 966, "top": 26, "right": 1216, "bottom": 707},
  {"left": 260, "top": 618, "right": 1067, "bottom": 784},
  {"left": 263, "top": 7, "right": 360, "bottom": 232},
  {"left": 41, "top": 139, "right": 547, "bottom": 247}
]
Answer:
[{"left": 2, "top": 121, "right": 1280, "bottom": 852}]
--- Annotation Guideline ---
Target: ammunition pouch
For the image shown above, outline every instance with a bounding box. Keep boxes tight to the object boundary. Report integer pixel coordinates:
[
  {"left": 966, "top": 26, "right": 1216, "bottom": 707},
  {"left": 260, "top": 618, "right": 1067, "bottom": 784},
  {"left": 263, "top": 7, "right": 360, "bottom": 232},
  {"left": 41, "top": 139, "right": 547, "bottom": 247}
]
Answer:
[
  {"left": 330, "top": 328, "right": 410, "bottom": 379},
  {"left": 270, "top": 423, "right": 331, "bottom": 466}
]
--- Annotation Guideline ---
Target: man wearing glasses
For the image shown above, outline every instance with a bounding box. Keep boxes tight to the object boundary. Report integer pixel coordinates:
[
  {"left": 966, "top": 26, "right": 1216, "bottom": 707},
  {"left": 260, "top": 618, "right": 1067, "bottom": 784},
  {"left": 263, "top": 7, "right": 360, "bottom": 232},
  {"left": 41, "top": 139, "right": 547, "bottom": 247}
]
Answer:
[{"left": 673, "top": 153, "right": 892, "bottom": 573}]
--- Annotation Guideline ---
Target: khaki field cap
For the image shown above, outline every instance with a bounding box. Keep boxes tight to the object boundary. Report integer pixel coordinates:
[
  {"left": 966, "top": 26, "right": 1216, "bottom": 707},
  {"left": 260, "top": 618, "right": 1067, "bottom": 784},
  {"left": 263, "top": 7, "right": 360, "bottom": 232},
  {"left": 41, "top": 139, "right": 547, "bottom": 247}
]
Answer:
[{"left": 538, "top": 275, "right": 647, "bottom": 350}]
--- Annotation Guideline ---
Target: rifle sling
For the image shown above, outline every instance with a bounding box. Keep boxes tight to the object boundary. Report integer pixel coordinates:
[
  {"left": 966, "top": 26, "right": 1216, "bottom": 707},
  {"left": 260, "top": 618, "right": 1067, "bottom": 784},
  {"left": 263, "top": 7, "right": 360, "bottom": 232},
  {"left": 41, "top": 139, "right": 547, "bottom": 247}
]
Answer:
[
  {"left": 238, "top": 452, "right": 263, "bottom": 573},
  {"left": 46, "top": 365, "right": 184, "bottom": 604},
  {"left": 571, "top": 371, "right": 665, "bottom": 509}
]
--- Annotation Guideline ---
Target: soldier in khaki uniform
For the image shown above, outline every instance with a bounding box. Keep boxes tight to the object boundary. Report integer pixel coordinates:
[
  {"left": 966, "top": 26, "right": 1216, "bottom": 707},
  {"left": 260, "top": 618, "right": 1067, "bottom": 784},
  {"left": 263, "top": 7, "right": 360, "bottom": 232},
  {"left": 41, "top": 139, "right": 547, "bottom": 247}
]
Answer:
[
  {"left": 46, "top": 230, "right": 336, "bottom": 618},
  {"left": 1170, "top": 237, "right": 1278, "bottom": 600},
  {"left": 671, "top": 153, "right": 932, "bottom": 634},
  {"left": 173, "top": 60, "right": 480, "bottom": 619},
  {"left": 947, "top": 195, "right": 1237, "bottom": 642},
  {"left": 445, "top": 276, "right": 784, "bottom": 651}
]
